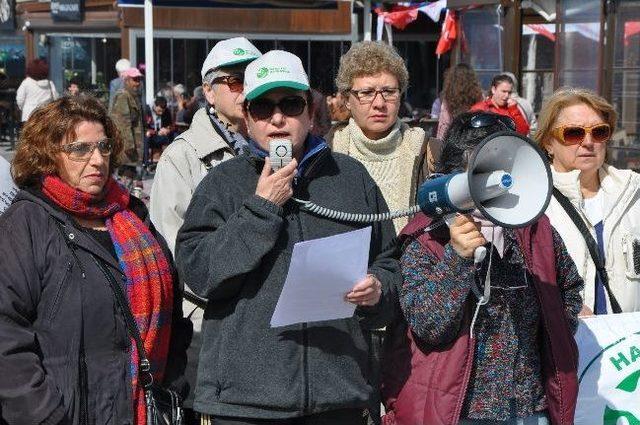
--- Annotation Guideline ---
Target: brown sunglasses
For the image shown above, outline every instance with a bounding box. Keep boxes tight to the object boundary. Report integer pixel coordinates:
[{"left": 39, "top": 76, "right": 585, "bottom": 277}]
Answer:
[
  {"left": 211, "top": 75, "right": 244, "bottom": 93},
  {"left": 551, "top": 123, "right": 611, "bottom": 145}
]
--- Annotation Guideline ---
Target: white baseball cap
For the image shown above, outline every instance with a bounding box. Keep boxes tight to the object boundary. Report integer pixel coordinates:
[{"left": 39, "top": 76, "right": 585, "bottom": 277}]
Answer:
[
  {"left": 200, "top": 37, "right": 262, "bottom": 80},
  {"left": 244, "top": 50, "right": 310, "bottom": 101},
  {"left": 115, "top": 58, "right": 131, "bottom": 73}
]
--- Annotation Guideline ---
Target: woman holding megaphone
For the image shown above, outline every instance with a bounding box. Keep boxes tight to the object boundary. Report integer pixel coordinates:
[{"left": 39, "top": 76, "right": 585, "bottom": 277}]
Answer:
[
  {"left": 381, "top": 112, "right": 583, "bottom": 425},
  {"left": 536, "top": 88, "right": 640, "bottom": 314}
]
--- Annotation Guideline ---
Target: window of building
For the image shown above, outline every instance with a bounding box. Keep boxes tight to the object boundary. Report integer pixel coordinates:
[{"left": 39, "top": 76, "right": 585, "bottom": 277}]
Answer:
[
  {"left": 609, "top": 0, "right": 640, "bottom": 169},
  {"left": 459, "top": 5, "right": 504, "bottom": 89},
  {"left": 556, "top": 0, "right": 603, "bottom": 92},
  {"left": 0, "top": 36, "right": 25, "bottom": 88},
  {"left": 521, "top": 22, "right": 555, "bottom": 113},
  {"left": 37, "top": 34, "right": 120, "bottom": 102}
]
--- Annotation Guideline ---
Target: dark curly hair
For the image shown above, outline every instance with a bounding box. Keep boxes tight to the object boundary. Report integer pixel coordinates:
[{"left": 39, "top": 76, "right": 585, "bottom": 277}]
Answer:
[
  {"left": 441, "top": 64, "right": 483, "bottom": 119},
  {"left": 438, "top": 111, "right": 508, "bottom": 174},
  {"left": 12, "top": 95, "right": 124, "bottom": 188}
]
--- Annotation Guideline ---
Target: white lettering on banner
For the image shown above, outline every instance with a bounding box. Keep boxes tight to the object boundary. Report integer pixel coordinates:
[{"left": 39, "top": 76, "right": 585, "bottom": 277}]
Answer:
[{"left": 575, "top": 312, "right": 640, "bottom": 425}]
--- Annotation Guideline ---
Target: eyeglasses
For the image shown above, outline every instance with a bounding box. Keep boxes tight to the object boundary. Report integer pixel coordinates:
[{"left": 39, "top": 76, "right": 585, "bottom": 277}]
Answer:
[
  {"left": 551, "top": 123, "right": 611, "bottom": 146},
  {"left": 211, "top": 75, "right": 244, "bottom": 93},
  {"left": 466, "top": 112, "right": 516, "bottom": 132},
  {"left": 59, "top": 139, "right": 113, "bottom": 162},
  {"left": 349, "top": 87, "right": 401, "bottom": 104},
  {"left": 247, "top": 96, "right": 307, "bottom": 121}
]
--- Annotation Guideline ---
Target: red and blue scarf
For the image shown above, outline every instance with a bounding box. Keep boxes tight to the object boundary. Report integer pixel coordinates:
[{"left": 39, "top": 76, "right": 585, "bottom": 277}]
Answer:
[{"left": 42, "top": 175, "right": 173, "bottom": 425}]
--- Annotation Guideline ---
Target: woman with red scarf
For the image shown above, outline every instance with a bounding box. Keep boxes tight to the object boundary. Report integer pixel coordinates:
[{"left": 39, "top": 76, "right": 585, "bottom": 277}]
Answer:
[{"left": 0, "top": 95, "right": 190, "bottom": 425}]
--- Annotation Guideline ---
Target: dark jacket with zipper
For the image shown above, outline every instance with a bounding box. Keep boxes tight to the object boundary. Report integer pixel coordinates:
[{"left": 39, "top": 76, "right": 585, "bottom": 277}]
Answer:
[
  {"left": 0, "top": 188, "right": 191, "bottom": 425},
  {"left": 176, "top": 137, "right": 401, "bottom": 419}
]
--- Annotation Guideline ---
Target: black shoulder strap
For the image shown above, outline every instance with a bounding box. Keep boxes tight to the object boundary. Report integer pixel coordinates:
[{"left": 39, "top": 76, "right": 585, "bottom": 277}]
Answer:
[
  {"left": 91, "top": 254, "right": 154, "bottom": 387},
  {"left": 552, "top": 187, "right": 622, "bottom": 313}
]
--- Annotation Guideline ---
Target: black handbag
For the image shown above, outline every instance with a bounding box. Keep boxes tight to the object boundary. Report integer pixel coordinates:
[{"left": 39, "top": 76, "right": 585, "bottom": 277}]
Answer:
[
  {"left": 552, "top": 188, "right": 622, "bottom": 313},
  {"left": 92, "top": 254, "right": 183, "bottom": 425}
]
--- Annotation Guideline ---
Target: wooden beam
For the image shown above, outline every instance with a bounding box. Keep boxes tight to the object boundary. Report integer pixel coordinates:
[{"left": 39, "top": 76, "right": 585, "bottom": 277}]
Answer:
[{"left": 121, "top": 2, "right": 351, "bottom": 34}]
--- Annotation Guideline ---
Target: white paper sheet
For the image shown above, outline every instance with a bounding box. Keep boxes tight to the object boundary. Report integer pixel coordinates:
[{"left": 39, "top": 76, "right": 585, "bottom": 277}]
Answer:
[
  {"left": 270, "top": 226, "right": 372, "bottom": 328},
  {"left": 0, "top": 157, "right": 18, "bottom": 216}
]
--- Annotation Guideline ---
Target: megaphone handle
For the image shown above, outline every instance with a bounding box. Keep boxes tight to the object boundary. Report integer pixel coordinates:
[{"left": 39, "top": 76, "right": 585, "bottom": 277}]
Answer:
[{"left": 474, "top": 246, "right": 487, "bottom": 265}]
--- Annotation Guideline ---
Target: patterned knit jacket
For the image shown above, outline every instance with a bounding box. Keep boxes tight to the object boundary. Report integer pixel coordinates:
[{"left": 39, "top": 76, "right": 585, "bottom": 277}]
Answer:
[{"left": 381, "top": 213, "right": 580, "bottom": 425}]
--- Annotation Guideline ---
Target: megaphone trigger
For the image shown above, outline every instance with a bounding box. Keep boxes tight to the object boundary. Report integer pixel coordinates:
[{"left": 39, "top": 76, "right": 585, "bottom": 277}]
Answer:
[{"left": 474, "top": 246, "right": 487, "bottom": 265}]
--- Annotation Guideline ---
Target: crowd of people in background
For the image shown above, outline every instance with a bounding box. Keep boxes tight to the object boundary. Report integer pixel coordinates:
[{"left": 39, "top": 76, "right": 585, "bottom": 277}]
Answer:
[{"left": 3, "top": 34, "right": 640, "bottom": 425}]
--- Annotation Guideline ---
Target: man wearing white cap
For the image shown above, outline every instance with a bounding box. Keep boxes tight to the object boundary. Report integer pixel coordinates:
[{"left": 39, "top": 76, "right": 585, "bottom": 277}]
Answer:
[
  {"left": 149, "top": 37, "right": 261, "bottom": 422},
  {"left": 177, "top": 50, "right": 400, "bottom": 424},
  {"left": 108, "top": 58, "right": 131, "bottom": 110}
]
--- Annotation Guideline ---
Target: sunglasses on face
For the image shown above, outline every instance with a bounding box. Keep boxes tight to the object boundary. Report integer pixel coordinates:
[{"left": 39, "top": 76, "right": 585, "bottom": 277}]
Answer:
[
  {"left": 551, "top": 123, "right": 611, "bottom": 145},
  {"left": 59, "top": 139, "right": 113, "bottom": 162},
  {"left": 211, "top": 75, "right": 244, "bottom": 93},
  {"left": 247, "top": 96, "right": 307, "bottom": 121},
  {"left": 466, "top": 112, "right": 516, "bottom": 132}
]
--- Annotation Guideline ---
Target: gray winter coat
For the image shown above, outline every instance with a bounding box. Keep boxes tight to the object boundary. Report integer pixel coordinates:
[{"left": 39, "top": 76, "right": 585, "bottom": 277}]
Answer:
[
  {"left": 176, "top": 142, "right": 401, "bottom": 419},
  {"left": 0, "top": 189, "right": 190, "bottom": 425}
]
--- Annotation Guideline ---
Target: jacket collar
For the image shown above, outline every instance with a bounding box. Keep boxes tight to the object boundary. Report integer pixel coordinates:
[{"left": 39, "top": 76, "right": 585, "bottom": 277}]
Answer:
[
  {"left": 185, "top": 107, "right": 234, "bottom": 160},
  {"left": 17, "top": 188, "right": 125, "bottom": 272},
  {"left": 245, "top": 134, "right": 329, "bottom": 178},
  {"left": 552, "top": 164, "right": 638, "bottom": 210}
]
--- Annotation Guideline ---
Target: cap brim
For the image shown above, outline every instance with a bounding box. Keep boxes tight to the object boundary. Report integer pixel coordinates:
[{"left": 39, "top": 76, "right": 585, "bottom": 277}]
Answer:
[
  {"left": 245, "top": 81, "right": 309, "bottom": 101},
  {"left": 216, "top": 56, "right": 260, "bottom": 70}
]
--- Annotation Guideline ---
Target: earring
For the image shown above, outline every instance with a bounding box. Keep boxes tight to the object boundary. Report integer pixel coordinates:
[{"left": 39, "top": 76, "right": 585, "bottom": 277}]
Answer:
[{"left": 546, "top": 150, "right": 554, "bottom": 160}]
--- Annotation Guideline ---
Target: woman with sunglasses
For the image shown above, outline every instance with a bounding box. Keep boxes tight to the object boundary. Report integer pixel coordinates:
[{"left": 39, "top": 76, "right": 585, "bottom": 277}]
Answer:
[
  {"left": 0, "top": 95, "right": 190, "bottom": 424},
  {"left": 177, "top": 50, "right": 399, "bottom": 425},
  {"left": 536, "top": 88, "right": 640, "bottom": 313},
  {"left": 382, "top": 111, "right": 583, "bottom": 425}
]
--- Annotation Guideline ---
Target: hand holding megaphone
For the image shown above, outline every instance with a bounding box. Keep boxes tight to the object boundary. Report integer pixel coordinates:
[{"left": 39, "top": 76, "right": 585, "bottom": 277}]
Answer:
[{"left": 449, "top": 214, "right": 487, "bottom": 259}]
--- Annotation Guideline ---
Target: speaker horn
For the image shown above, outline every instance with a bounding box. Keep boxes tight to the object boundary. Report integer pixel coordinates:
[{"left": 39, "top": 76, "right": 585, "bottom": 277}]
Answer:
[{"left": 417, "top": 131, "right": 552, "bottom": 228}]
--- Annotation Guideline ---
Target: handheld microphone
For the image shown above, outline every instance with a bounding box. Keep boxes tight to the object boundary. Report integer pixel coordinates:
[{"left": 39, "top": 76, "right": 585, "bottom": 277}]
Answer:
[{"left": 269, "top": 139, "right": 293, "bottom": 171}]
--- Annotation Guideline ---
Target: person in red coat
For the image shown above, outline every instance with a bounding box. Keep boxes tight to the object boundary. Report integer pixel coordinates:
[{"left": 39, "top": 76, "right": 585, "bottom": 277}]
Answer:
[{"left": 471, "top": 74, "right": 530, "bottom": 135}]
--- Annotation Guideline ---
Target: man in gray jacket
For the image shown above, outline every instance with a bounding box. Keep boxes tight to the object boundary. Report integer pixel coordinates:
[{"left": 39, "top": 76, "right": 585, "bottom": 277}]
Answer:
[
  {"left": 149, "top": 37, "right": 261, "bottom": 419},
  {"left": 177, "top": 50, "right": 400, "bottom": 425}
]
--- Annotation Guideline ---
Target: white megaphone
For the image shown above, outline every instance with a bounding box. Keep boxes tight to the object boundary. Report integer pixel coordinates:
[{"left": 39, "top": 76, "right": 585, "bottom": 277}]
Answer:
[{"left": 417, "top": 131, "right": 552, "bottom": 230}]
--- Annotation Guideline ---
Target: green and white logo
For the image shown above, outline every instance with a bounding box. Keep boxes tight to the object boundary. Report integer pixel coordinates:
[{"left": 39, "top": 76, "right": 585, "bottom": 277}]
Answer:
[
  {"left": 233, "top": 48, "right": 246, "bottom": 56},
  {"left": 257, "top": 67, "right": 269, "bottom": 79},
  {"left": 577, "top": 333, "right": 640, "bottom": 425}
]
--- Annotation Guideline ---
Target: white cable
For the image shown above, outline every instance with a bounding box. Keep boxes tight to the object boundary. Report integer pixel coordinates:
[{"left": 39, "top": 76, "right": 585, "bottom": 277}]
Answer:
[{"left": 292, "top": 198, "right": 421, "bottom": 223}]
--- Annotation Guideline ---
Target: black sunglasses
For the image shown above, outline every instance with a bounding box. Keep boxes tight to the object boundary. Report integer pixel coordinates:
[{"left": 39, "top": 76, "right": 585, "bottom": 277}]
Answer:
[
  {"left": 466, "top": 112, "right": 516, "bottom": 132},
  {"left": 247, "top": 96, "right": 307, "bottom": 121}
]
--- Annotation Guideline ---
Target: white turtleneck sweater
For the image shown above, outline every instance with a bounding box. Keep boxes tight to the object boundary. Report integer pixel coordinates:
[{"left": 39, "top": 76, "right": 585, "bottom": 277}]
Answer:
[{"left": 331, "top": 118, "right": 425, "bottom": 233}]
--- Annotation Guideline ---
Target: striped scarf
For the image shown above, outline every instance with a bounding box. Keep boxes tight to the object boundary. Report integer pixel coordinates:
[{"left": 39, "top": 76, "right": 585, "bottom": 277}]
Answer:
[{"left": 42, "top": 175, "right": 173, "bottom": 425}]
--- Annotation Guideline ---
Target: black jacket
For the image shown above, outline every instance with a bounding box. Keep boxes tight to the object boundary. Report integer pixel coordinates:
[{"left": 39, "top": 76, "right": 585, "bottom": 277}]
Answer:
[
  {"left": 0, "top": 189, "right": 190, "bottom": 425},
  {"left": 176, "top": 144, "right": 401, "bottom": 419}
]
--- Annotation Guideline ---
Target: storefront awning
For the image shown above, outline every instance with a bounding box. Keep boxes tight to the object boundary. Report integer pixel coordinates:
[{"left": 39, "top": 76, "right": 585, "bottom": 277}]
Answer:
[{"left": 116, "top": 0, "right": 339, "bottom": 8}]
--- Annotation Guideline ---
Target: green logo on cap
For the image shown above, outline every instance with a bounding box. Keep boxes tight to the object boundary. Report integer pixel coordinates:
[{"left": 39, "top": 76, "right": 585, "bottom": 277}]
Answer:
[
  {"left": 257, "top": 67, "right": 269, "bottom": 79},
  {"left": 233, "top": 48, "right": 246, "bottom": 56}
]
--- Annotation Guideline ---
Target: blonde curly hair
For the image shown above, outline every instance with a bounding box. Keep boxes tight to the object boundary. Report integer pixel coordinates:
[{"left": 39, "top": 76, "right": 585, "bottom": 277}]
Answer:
[{"left": 335, "top": 41, "right": 409, "bottom": 96}]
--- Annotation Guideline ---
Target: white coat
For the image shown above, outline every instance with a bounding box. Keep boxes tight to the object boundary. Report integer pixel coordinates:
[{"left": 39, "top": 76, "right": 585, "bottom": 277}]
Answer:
[
  {"left": 546, "top": 164, "right": 640, "bottom": 313},
  {"left": 16, "top": 77, "right": 58, "bottom": 122}
]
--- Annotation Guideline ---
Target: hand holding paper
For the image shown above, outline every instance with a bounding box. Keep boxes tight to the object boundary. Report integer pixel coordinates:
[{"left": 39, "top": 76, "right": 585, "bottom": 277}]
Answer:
[{"left": 270, "top": 226, "right": 372, "bottom": 328}]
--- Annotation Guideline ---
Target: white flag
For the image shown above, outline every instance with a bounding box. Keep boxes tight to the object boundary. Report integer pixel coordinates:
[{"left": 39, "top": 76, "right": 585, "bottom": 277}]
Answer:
[{"left": 418, "top": 0, "right": 447, "bottom": 23}]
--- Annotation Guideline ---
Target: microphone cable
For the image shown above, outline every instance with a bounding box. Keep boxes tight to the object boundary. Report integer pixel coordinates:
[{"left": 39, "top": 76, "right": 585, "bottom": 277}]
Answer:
[{"left": 292, "top": 198, "right": 421, "bottom": 223}]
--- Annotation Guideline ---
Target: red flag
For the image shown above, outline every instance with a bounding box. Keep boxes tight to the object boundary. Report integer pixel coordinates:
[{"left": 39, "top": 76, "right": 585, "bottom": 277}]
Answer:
[
  {"left": 625, "top": 21, "right": 640, "bottom": 46},
  {"left": 526, "top": 24, "right": 556, "bottom": 42},
  {"left": 374, "top": 5, "right": 420, "bottom": 31},
  {"left": 436, "top": 10, "right": 458, "bottom": 56}
]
